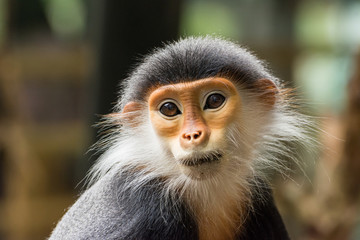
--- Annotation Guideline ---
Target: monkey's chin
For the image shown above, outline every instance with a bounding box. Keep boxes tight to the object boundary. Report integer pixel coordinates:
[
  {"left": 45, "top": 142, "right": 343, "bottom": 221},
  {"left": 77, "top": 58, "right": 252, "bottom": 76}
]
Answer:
[{"left": 177, "top": 152, "right": 223, "bottom": 180}]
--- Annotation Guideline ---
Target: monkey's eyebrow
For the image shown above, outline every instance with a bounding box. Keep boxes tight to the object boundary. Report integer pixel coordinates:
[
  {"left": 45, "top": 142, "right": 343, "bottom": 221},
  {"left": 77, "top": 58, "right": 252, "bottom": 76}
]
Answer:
[{"left": 210, "top": 79, "right": 234, "bottom": 91}]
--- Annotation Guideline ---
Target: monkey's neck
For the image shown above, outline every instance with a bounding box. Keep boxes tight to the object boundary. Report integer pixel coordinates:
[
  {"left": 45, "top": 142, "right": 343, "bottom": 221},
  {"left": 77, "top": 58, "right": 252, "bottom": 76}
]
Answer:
[{"left": 185, "top": 179, "right": 251, "bottom": 240}]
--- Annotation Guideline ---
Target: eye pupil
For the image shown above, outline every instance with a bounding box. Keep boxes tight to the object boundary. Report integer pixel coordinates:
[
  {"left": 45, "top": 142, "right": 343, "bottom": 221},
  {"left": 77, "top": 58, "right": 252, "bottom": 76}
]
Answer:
[
  {"left": 160, "top": 102, "right": 180, "bottom": 117},
  {"left": 205, "top": 93, "right": 225, "bottom": 109}
]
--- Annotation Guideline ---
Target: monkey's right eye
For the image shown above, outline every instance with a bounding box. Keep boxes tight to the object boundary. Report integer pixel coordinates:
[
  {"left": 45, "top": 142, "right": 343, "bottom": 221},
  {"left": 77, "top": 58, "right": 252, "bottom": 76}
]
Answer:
[{"left": 159, "top": 102, "right": 181, "bottom": 117}]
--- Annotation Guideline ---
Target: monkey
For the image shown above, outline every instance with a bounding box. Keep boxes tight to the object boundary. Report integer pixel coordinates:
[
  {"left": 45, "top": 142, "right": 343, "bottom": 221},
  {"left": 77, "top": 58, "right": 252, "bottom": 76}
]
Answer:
[{"left": 49, "top": 36, "right": 312, "bottom": 240}]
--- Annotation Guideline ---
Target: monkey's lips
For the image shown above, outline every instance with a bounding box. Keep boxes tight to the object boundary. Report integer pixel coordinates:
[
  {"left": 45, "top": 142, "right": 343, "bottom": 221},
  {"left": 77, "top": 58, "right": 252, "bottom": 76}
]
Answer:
[
  {"left": 178, "top": 152, "right": 223, "bottom": 167},
  {"left": 177, "top": 151, "right": 224, "bottom": 180}
]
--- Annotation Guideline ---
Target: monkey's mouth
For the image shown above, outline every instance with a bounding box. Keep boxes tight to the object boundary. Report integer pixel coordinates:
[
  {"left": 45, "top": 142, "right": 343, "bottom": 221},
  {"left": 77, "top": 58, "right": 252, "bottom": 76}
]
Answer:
[{"left": 179, "top": 152, "right": 223, "bottom": 167}]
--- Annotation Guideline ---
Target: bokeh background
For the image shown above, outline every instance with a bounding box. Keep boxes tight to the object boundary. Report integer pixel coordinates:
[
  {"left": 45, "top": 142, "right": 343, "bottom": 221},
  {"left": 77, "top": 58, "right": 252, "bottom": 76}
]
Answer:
[{"left": 0, "top": 0, "right": 360, "bottom": 239}]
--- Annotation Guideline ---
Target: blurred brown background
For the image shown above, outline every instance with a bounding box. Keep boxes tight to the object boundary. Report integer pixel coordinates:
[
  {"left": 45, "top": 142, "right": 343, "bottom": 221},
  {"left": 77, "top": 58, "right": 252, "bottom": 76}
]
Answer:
[{"left": 0, "top": 0, "right": 359, "bottom": 239}]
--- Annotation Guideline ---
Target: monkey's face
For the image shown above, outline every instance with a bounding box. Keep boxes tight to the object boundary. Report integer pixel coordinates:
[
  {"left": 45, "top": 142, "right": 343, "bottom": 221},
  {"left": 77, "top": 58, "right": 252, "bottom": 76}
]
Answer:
[{"left": 147, "top": 78, "right": 241, "bottom": 180}]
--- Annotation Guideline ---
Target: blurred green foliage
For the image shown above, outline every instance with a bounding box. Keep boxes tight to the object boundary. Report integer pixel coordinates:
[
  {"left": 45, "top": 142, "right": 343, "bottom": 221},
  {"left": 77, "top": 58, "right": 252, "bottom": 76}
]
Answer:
[{"left": 43, "top": 0, "right": 85, "bottom": 40}]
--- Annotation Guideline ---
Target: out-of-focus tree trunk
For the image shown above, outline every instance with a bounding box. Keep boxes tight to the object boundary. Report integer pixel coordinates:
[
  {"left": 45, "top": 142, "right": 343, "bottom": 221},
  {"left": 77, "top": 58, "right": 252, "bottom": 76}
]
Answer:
[
  {"left": 326, "top": 50, "right": 360, "bottom": 240},
  {"left": 342, "top": 51, "right": 360, "bottom": 202},
  {"left": 89, "top": 0, "right": 183, "bottom": 115}
]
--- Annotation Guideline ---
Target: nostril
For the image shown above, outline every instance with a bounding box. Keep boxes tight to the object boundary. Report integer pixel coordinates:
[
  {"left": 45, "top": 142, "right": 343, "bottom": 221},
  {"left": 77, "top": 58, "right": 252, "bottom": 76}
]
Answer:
[
  {"left": 182, "top": 131, "right": 202, "bottom": 141},
  {"left": 193, "top": 131, "right": 201, "bottom": 139},
  {"left": 183, "top": 133, "right": 191, "bottom": 141},
  {"left": 180, "top": 129, "right": 209, "bottom": 149}
]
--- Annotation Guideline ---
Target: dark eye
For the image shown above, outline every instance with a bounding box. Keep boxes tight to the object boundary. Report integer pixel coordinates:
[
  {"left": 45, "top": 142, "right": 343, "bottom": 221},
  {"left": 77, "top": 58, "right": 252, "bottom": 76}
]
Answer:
[
  {"left": 204, "top": 93, "right": 226, "bottom": 110},
  {"left": 159, "top": 102, "right": 181, "bottom": 117}
]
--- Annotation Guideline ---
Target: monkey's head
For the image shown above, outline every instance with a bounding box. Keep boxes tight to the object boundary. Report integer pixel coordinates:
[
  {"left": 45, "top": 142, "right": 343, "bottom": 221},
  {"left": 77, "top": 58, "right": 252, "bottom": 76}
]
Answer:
[
  {"left": 113, "top": 37, "right": 282, "bottom": 181},
  {"left": 86, "top": 37, "right": 312, "bottom": 240}
]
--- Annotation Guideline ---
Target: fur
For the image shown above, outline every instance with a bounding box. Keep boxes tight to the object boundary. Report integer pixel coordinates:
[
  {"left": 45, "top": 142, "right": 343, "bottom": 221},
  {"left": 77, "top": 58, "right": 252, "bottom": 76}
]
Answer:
[{"left": 50, "top": 36, "right": 314, "bottom": 240}]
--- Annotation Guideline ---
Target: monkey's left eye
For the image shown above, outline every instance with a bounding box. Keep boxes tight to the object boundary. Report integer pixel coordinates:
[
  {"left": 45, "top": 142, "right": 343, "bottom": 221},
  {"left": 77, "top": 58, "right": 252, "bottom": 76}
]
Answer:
[
  {"left": 204, "top": 93, "right": 226, "bottom": 110},
  {"left": 159, "top": 102, "right": 181, "bottom": 117}
]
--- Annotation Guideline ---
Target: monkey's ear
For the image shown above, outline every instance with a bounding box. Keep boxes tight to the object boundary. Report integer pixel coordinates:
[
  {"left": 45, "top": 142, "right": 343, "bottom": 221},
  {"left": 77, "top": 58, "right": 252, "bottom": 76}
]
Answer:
[
  {"left": 119, "top": 101, "right": 144, "bottom": 126},
  {"left": 254, "top": 78, "right": 279, "bottom": 108}
]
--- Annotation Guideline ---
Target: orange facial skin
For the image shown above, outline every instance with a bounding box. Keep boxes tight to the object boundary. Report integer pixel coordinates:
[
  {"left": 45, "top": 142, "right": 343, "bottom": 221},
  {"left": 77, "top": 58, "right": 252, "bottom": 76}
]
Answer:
[{"left": 148, "top": 77, "right": 241, "bottom": 153}]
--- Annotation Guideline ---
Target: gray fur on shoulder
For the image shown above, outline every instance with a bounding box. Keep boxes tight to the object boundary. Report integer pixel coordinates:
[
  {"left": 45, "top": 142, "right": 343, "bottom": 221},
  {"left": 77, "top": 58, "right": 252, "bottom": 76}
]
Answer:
[{"left": 49, "top": 170, "right": 197, "bottom": 240}]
